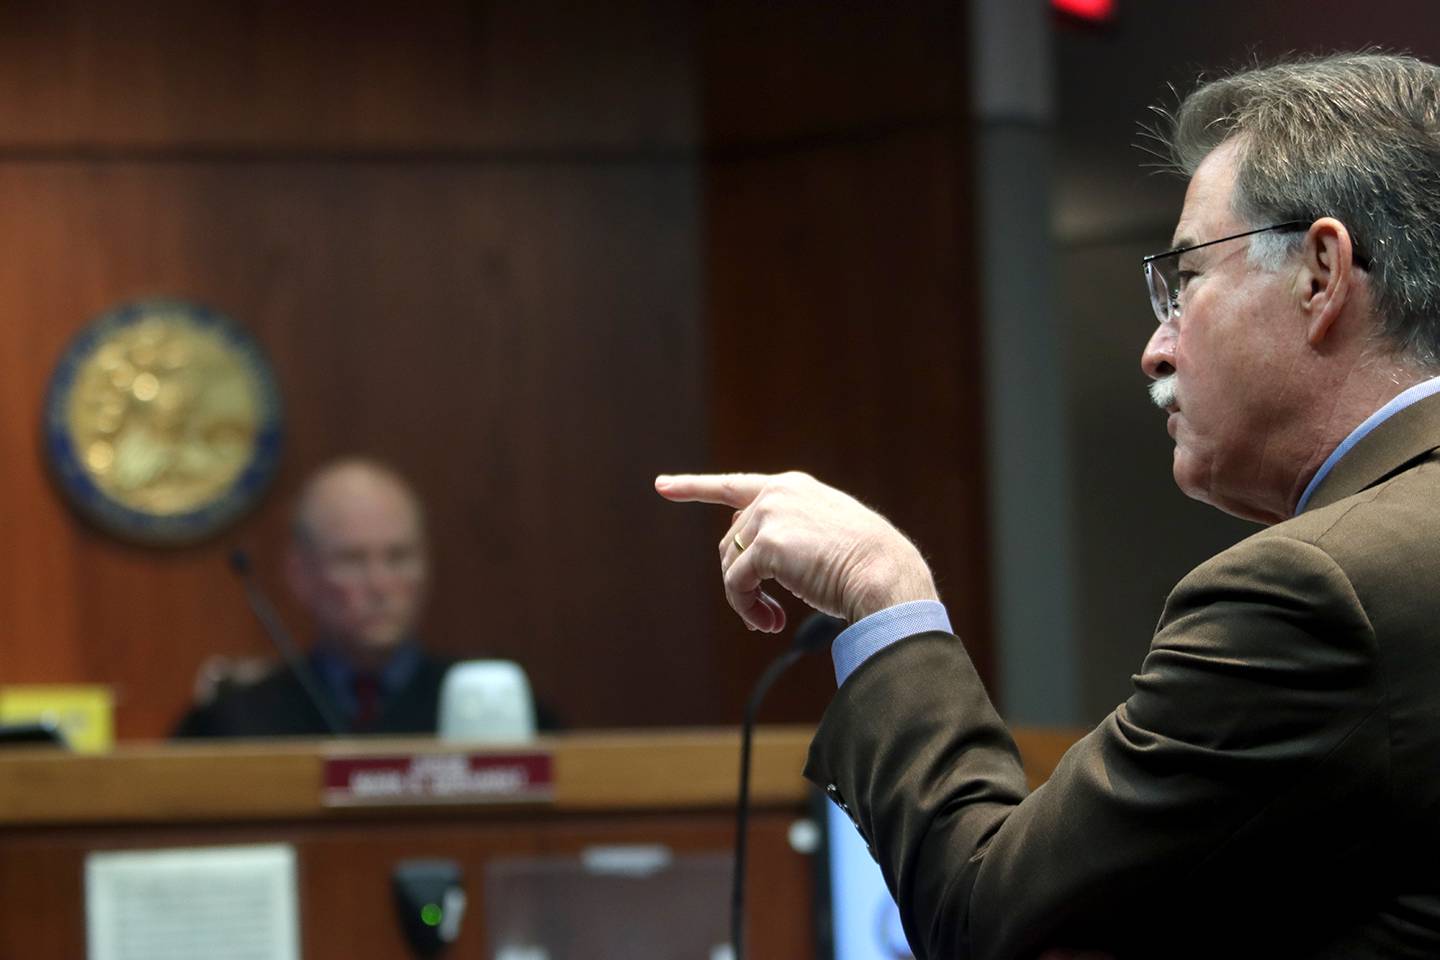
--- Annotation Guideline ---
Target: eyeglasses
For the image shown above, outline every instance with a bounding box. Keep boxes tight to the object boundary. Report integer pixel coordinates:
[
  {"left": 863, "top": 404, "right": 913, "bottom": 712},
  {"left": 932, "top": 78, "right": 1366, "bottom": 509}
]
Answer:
[{"left": 1141, "top": 220, "right": 1374, "bottom": 325}]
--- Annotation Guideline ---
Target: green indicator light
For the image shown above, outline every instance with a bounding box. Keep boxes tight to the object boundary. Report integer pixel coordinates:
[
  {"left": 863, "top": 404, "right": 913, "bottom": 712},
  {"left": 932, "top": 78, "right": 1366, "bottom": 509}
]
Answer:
[{"left": 420, "top": 903, "right": 443, "bottom": 927}]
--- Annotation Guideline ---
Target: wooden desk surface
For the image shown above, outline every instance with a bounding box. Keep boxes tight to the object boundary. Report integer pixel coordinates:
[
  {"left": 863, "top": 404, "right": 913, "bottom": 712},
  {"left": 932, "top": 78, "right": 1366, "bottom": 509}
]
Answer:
[{"left": 0, "top": 725, "right": 1086, "bottom": 825}]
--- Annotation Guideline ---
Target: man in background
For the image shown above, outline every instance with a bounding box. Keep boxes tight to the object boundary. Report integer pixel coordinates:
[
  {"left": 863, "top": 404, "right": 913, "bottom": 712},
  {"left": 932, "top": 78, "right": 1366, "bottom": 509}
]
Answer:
[{"left": 176, "top": 458, "right": 452, "bottom": 737}]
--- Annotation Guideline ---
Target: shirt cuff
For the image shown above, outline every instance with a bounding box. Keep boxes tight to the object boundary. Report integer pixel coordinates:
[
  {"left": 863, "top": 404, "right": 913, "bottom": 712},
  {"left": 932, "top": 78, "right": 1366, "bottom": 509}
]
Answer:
[{"left": 831, "top": 599, "right": 953, "bottom": 686}]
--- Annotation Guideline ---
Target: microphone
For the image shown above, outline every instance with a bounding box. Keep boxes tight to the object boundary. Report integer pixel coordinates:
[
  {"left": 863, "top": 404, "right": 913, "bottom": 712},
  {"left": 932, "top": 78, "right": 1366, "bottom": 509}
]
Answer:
[
  {"left": 731, "top": 612, "right": 841, "bottom": 959},
  {"left": 791, "top": 611, "right": 846, "bottom": 655},
  {"left": 227, "top": 548, "right": 346, "bottom": 735}
]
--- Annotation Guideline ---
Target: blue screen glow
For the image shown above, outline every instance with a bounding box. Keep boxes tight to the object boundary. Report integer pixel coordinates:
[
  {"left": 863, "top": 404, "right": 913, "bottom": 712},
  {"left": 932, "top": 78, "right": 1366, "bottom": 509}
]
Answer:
[{"left": 826, "top": 800, "right": 913, "bottom": 959}]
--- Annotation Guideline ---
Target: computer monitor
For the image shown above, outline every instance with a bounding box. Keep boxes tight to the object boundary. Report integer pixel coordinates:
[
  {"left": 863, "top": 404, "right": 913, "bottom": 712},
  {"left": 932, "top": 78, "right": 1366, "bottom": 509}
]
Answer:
[{"left": 813, "top": 790, "right": 913, "bottom": 960}]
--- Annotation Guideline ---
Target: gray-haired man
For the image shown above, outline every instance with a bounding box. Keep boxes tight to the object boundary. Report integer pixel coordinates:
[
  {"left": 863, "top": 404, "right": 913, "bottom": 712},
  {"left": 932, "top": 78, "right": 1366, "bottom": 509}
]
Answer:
[{"left": 661, "top": 53, "right": 1440, "bottom": 958}]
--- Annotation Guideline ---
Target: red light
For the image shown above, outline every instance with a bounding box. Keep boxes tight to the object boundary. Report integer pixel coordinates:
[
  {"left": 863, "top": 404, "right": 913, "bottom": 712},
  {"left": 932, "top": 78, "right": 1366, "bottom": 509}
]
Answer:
[{"left": 1053, "top": 0, "right": 1115, "bottom": 22}]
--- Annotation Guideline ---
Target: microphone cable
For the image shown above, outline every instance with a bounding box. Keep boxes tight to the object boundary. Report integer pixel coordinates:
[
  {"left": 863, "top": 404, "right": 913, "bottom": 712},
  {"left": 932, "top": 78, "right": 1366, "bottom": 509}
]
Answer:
[{"left": 228, "top": 548, "right": 346, "bottom": 734}]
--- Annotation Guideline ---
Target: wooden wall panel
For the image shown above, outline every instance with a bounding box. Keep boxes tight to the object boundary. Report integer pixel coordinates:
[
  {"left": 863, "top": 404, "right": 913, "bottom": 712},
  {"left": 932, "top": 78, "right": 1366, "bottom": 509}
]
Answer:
[
  {"left": 699, "top": 1, "right": 989, "bottom": 722},
  {"left": 0, "top": 0, "right": 697, "bottom": 151},
  {"left": 0, "top": 159, "right": 713, "bottom": 737},
  {"left": 0, "top": 812, "right": 813, "bottom": 958},
  {"left": 0, "top": 1, "right": 985, "bottom": 738},
  {"left": 0, "top": 2, "right": 720, "bottom": 739},
  {"left": 701, "top": 0, "right": 961, "bottom": 145}
]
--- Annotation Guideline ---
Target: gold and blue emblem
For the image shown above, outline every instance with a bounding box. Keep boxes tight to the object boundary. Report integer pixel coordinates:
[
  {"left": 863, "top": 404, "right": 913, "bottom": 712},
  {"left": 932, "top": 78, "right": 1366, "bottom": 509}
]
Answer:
[{"left": 44, "top": 300, "right": 284, "bottom": 545}]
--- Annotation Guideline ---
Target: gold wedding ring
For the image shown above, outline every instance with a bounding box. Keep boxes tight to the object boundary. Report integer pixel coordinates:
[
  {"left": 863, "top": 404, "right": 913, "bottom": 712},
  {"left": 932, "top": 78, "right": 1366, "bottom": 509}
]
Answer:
[{"left": 733, "top": 533, "right": 748, "bottom": 553}]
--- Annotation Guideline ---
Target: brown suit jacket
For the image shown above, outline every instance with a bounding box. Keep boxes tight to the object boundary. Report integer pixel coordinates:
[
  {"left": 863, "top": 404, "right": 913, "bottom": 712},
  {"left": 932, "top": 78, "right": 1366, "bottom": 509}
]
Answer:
[{"left": 806, "top": 393, "right": 1440, "bottom": 959}]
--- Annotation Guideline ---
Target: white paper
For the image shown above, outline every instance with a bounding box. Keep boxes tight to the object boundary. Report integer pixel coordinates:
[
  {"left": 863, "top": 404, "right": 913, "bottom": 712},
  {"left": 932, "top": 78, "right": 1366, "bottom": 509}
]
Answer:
[{"left": 86, "top": 843, "right": 299, "bottom": 960}]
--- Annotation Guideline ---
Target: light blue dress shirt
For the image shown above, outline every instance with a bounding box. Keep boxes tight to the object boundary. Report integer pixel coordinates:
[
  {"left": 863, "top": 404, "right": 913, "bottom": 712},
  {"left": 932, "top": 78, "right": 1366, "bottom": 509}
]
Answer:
[
  {"left": 1293, "top": 374, "right": 1440, "bottom": 514},
  {"left": 833, "top": 374, "right": 1440, "bottom": 687},
  {"left": 832, "top": 599, "right": 952, "bottom": 685}
]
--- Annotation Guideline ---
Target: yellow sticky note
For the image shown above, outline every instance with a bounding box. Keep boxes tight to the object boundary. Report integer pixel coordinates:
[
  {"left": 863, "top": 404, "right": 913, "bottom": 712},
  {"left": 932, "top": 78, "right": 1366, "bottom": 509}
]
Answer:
[{"left": 0, "top": 685, "right": 114, "bottom": 753}]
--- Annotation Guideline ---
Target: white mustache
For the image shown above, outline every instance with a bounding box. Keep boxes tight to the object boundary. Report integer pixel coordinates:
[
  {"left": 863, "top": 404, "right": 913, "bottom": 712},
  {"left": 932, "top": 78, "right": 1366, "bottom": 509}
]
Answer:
[{"left": 1149, "top": 375, "right": 1177, "bottom": 410}]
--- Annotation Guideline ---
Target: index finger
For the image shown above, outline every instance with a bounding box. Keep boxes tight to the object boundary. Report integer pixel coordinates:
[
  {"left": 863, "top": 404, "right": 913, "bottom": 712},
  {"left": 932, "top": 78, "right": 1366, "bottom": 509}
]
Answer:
[{"left": 654, "top": 472, "right": 769, "bottom": 507}]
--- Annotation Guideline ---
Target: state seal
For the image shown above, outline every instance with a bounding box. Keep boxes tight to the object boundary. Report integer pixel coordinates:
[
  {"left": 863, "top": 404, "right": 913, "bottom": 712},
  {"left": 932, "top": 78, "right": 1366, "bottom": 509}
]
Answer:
[{"left": 43, "top": 300, "right": 284, "bottom": 545}]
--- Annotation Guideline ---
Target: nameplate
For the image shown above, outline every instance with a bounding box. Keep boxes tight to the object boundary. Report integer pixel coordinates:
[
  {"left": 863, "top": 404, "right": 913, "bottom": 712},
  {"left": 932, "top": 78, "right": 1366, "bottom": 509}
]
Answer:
[{"left": 321, "top": 751, "right": 554, "bottom": 807}]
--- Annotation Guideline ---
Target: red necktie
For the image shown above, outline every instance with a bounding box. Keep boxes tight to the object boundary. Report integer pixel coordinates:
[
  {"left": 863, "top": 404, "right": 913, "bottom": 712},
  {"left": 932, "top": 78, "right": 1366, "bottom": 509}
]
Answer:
[{"left": 353, "top": 673, "right": 381, "bottom": 730}]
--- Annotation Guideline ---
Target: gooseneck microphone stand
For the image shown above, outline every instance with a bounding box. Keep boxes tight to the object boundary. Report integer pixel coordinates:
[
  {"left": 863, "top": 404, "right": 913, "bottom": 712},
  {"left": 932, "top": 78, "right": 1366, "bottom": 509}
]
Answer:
[
  {"left": 228, "top": 548, "right": 346, "bottom": 735},
  {"left": 731, "top": 613, "right": 843, "bottom": 960}
]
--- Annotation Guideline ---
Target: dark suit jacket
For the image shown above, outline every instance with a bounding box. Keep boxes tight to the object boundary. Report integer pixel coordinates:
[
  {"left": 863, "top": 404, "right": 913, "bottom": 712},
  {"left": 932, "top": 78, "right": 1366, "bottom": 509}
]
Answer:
[
  {"left": 806, "top": 392, "right": 1440, "bottom": 959},
  {"left": 173, "top": 652, "right": 453, "bottom": 738}
]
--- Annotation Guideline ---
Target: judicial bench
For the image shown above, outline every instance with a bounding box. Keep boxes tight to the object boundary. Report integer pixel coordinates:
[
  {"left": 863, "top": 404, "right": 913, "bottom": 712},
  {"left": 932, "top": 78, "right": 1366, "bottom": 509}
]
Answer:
[{"left": 0, "top": 726, "right": 1082, "bottom": 958}]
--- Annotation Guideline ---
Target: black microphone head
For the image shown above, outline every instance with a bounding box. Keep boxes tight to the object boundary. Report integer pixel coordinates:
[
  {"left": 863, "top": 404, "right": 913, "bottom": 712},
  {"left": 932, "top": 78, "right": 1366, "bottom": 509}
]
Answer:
[
  {"left": 792, "top": 612, "right": 845, "bottom": 653},
  {"left": 228, "top": 548, "right": 252, "bottom": 577}
]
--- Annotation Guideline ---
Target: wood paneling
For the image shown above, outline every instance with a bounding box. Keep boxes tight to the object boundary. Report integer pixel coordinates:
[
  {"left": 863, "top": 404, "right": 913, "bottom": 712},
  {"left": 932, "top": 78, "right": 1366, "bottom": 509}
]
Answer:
[
  {"left": 0, "top": 812, "right": 813, "bottom": 959},
  {"left": 700, "top": 0, "right": 989, "bottom": 722},
  {"left": 0, "top": 0, "right": 697, "bottom": 151},
  {"left": 0, "top": 156, "right": 713, "bottom": 736},
  {"left": 0, "top": 728, "right": 814, "bottom": 824},
  {"left": 0, "top": 727, "right": 1083, "bottom": 826},
  {"left": 700, "top": 0, "right": 962, "bottom": 146},
  {"left": 0, "top": 0, "right": 986, "bottom": 738},
  {"left": 0, "top": 2, "right": 715, "bottom": 739}
]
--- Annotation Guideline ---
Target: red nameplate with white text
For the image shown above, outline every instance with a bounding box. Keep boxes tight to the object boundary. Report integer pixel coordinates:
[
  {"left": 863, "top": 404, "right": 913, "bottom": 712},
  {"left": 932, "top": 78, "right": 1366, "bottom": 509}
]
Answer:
[{"left": 321, "top": 751, "right": 554, "bottom": 806}]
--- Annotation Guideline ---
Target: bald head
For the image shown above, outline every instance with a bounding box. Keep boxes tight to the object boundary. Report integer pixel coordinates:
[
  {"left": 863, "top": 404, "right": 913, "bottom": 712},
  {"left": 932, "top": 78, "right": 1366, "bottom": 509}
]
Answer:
[
  {"left": 286, "top": 459, "right": 429, "bottom": 668},
  {"left": 292, "top": 459, "right": 426, "bottom": 548}
]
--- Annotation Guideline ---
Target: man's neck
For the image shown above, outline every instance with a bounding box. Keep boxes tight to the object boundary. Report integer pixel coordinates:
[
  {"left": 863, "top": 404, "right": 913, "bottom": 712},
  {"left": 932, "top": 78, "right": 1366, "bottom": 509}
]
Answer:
[{"left": 1284, "top": 359, "right": 1435, "bottom": 515}]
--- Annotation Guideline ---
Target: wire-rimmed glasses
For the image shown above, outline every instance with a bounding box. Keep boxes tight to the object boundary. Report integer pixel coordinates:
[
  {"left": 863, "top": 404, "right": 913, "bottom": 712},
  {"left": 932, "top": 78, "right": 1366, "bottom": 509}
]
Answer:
[{"left": 1141, "top": 220, "right": 1312, "bottom": 325}]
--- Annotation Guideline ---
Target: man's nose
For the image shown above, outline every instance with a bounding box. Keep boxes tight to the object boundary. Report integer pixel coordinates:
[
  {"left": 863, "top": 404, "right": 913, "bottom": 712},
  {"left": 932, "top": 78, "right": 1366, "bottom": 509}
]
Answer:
[
  {"left": 360, "top": 557, "right": 398, "bottom": 593},
  {"left": 1141, "top": 321, "right": 1176, "bottom": 381}
]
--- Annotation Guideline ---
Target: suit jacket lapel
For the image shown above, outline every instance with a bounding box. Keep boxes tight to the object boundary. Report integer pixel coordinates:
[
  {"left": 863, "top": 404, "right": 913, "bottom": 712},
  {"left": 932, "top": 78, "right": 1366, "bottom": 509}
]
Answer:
[{"left": 1304, "top": 391, "right": 1440, "bottom": 512}]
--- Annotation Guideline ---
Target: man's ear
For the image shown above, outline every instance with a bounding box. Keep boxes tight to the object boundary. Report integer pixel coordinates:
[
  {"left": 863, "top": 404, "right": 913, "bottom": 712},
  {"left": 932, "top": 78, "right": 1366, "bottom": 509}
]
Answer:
[{"left": 1299, "top": 217, "right": 1356, "bottom": 347}]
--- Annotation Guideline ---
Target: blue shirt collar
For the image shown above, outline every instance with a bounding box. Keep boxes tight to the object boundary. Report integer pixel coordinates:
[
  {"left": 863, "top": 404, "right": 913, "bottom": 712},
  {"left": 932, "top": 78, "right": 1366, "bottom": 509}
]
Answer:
[{"left": 1295, "top": 374, "right": 1440, "bottom": 515}]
